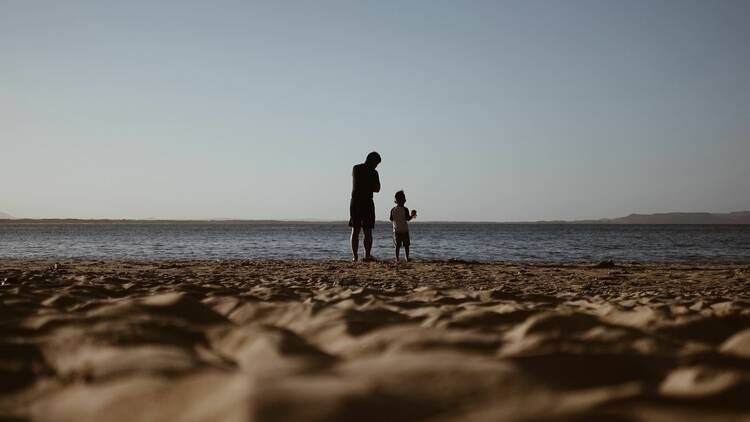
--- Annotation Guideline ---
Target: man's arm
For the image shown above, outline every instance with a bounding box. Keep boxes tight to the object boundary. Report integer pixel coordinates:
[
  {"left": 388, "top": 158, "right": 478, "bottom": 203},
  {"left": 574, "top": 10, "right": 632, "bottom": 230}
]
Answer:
[
  {"left": 372, "top": 171, "right": 380, "bottom": 193},
  {"left": 351, "top": 165, "right": 357, "bottom": 193}
]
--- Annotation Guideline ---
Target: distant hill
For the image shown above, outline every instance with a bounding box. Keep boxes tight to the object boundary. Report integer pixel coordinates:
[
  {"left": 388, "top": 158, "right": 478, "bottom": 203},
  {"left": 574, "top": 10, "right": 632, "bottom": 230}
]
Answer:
[
  {"left": 0, "top": 211, "right": 13, "bottom": 219},
  {"left": 569, "top": 211, "right": 750, "bottom": 225}
]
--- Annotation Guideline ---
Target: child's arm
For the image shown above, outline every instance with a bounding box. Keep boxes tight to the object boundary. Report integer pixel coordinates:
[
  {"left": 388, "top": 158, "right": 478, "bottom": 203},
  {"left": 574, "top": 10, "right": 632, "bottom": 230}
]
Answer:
[{"left": 406, "top": 208, "right": 417, "bottom": 221}]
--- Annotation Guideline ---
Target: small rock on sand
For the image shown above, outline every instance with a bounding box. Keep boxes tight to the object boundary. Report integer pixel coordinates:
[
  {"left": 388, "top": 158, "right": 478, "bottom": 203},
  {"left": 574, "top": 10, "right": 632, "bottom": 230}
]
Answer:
[{"left": 593, "top": 260, "right": 616, "bottom": 269}]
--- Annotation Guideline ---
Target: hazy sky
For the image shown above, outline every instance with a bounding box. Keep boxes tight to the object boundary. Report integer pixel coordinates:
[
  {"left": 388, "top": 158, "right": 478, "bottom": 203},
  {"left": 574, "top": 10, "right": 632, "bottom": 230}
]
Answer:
[{"left": 2, "top": 0, "right": 749, "bottom": 221}]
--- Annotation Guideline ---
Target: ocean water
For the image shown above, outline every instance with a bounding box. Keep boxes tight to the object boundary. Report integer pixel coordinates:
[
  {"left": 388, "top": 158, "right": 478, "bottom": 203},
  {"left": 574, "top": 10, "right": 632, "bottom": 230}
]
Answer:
[{"left": 0, "top": 222, "right": 749, "bottom": 263}]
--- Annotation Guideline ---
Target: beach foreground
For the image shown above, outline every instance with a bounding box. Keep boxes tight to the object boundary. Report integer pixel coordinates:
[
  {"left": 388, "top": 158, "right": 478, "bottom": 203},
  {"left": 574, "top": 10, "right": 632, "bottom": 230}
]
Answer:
[{"left": 1, "top": 260, "right": 749, "bottom": 421}]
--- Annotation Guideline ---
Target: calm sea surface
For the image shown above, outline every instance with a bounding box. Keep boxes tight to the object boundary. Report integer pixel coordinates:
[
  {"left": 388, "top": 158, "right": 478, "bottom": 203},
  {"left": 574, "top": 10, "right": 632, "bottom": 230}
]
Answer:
[{"left": 1, "top": 222, "right": 749, "bottom": 263}]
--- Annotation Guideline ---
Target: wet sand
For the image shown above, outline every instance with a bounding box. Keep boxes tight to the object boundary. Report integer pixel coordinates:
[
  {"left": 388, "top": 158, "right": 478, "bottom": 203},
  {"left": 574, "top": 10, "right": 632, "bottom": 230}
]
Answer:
[{"left": 1, "top": 260, "right": 749, "bottom": 421}]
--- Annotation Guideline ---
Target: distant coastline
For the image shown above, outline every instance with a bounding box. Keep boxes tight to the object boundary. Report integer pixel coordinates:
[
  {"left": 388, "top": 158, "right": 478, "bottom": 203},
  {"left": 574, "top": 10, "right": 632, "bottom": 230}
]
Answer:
[
  {"left": 1, "top": 211, "right": 749, "bottom": 224},
  {"left": 539, "top": 211, "right": 750, "bottom": 225}
]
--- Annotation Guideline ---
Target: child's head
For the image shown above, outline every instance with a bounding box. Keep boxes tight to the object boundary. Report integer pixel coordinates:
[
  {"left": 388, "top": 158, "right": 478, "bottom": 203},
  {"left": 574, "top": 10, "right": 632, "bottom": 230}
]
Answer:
[{"left": 394, "top": 190, "right": 406, "bottom": 205}]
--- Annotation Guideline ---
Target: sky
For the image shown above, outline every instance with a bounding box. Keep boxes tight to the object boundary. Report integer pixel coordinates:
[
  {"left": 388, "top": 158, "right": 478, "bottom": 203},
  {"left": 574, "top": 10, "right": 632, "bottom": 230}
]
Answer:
[{"left": 2, "top": 0, "right": 749, "bottom": 221}]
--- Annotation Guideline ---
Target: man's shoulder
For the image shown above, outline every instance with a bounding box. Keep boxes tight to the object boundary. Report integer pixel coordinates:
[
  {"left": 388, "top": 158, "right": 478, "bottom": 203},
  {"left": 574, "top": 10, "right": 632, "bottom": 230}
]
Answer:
[
  {"left": 353, "top": 162, "right": 376, "bottom": 170},
  {"left": 353, "top": 163, "right": 372, "bottom": 174}
]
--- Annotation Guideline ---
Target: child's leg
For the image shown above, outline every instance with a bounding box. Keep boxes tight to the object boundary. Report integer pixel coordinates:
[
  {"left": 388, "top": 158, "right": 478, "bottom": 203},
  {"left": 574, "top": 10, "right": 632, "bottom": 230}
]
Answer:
[
  {"left": 404, "top": 233, "right": 411, "bottom": 262},
  {"left": 394, "top": 234, "right": 400, "bottom": 262}
]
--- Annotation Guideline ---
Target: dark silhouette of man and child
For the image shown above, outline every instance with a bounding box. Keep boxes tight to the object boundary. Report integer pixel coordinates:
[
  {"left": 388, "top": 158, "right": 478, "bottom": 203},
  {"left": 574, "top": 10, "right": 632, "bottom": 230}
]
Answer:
[{"left": 349, "top": 152, "right": 417, "bottom": 262}]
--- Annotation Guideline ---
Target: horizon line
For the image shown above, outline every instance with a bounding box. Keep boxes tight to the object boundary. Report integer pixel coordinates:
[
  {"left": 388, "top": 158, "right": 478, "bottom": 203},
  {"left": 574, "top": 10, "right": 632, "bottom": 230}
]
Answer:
[
  {"left": 0, "top": 217, "right": 551, "bottom": 224},
  {"left": 2, "top": 209, "right": 749, "bottom": 225}
]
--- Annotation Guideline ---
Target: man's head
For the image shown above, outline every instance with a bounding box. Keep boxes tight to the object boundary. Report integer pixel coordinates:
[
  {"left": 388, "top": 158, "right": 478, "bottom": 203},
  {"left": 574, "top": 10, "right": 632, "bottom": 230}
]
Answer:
[{"left": 365, "top": 151, "right": 381, "bottom": 169}]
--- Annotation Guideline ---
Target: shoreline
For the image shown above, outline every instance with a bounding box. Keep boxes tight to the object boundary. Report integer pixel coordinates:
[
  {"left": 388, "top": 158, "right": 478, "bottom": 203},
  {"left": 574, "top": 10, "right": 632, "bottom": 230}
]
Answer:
[{"left": 3, "top": 258, "right": 750, "bottom": 267}]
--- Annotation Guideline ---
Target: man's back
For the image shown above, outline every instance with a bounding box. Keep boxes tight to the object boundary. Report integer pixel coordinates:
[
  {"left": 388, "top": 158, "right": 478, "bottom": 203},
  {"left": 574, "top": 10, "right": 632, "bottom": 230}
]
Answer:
[{"left": 352, "top": 163, "right": 379, "bottom": 199}]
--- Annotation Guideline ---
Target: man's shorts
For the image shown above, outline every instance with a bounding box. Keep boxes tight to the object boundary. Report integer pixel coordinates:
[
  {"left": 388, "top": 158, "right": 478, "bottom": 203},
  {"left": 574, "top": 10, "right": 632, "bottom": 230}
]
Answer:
[
  {"left": 394, "top": 231, "right": 410, "bottom": 248},
  {"left": 349, "top": 197, "right": 375, "bottom": 229}
]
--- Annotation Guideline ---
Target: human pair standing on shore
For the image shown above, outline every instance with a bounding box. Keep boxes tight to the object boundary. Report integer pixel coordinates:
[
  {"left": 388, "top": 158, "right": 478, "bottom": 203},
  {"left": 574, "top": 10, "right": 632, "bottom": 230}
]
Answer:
[{"left": 349, "top": 152, "right": 417, "bottom": 262}]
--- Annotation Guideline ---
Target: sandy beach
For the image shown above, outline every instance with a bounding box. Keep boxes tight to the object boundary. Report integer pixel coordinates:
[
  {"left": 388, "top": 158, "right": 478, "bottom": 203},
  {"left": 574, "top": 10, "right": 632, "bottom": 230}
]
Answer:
[{"left": 1, "top": 260, "right": 749, "bottom": 421}]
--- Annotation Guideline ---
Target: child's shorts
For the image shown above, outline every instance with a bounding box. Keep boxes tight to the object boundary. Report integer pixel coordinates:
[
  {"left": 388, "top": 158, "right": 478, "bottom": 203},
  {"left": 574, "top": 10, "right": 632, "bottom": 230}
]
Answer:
[{"left": 394, "top": 231, "right": 410, "bottom": 248}]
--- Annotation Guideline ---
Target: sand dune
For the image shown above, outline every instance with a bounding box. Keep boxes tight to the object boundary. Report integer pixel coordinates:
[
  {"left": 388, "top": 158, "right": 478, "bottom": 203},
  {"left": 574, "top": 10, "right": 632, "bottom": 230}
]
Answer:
[{"left": 1, "top": 260, "right": 749, "bottom": 420}]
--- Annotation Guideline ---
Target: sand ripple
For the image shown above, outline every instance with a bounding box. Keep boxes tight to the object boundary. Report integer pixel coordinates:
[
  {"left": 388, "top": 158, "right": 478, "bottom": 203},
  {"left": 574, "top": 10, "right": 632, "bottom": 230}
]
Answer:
[{"left": 1, "top": 260, "right": 749, "bottom": 421}]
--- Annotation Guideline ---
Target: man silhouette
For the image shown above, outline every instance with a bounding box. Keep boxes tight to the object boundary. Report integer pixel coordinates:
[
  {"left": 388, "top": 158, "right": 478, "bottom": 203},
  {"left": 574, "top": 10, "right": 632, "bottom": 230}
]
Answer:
[{"left": 349, "top": 151, "right": 381, "bottom": 261}]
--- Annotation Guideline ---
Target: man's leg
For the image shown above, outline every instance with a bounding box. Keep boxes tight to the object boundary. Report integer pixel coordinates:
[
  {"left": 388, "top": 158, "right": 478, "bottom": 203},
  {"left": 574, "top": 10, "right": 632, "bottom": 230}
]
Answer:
[
  {"left": 350, "top": 227, "right": 360, "bottom": 261},
  {"left": 363, "top": 228, "right": 373, "bottom": 259},
  {"left": 395, "top": 244, "right": 400, "bottom": 262},
  {"left": 405, "top": 245, "right": 410, "bottom": 262}
]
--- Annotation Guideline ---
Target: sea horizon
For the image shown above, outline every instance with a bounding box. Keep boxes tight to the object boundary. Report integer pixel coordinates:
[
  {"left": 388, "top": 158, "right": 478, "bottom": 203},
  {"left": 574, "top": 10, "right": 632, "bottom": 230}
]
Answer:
[{"left": 2, "top": 209, "right": 749, "bottom": 225}]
